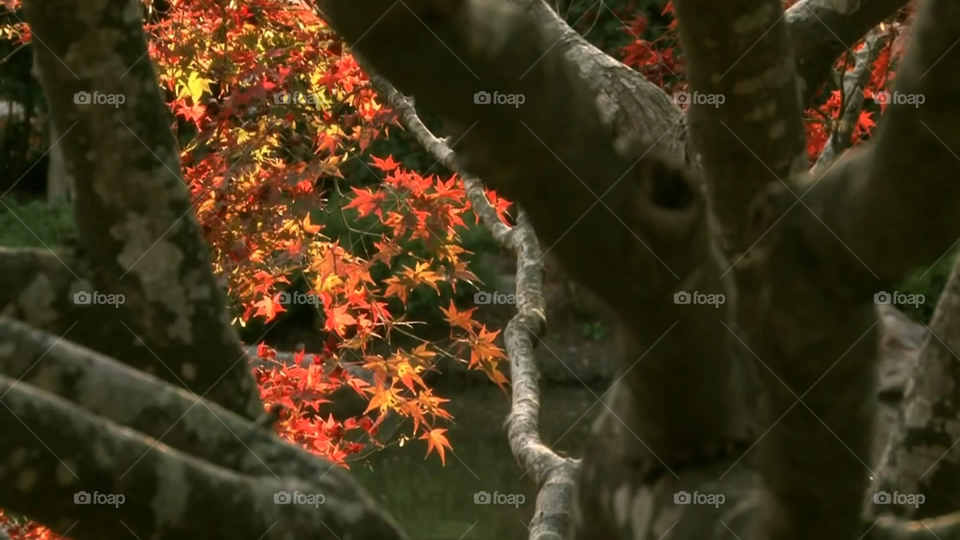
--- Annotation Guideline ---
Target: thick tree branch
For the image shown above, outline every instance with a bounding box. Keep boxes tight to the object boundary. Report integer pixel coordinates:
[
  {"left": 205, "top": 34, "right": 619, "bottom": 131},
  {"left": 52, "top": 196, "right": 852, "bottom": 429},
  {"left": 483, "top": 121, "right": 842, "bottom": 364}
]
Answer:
[
  {"left": 319, "top": 0, "right": 684, "bottom": 307},
  {"left": 507, "top": 0, "right": 687, "bottom": 158},
  {"left": 327, "top": 12, "right": 757, "bottom": 540},
  {"left": 0, "top": 247, "right": 263, "bottom": 417},
  {"left": 0, "top": 317, "right": 410, "bottom": 540},
  {"left": 870, "top": 512, "right": 960, "bottom": 540},
  {"left": 774, "top": 0, "right": 960, "bottom": 290},
  {"left": 331, "top": 9, "right": 764, "bottom": 540},
  {"left": 826, "top": 0, "right": 960, "bottom": 282},
  {"left": 22, "top": 0, "right": 261, "bottom": 420},
  {"left": 0, "top": 374, "right": 408, "bottom": 540},
  {"left": 788, "top": 0, "right": 910, "bottom": 105},
  {"left": 876, "top": 255, "right": 960, "bottom": 518},
  {"left": 729, "top": 2, "right": 960, "bottom": 539},
  {"left": 673, "top": 0, "right": 808, "bottom": 260},
  {"left": 323, "top": 0, "right": 749, "bottom": 463},
  {"left": 0, "top": 317, "right": 387, "bottom": 492},
  {"left": 0, "top": 247, "right": 79, "bottom": 331}
]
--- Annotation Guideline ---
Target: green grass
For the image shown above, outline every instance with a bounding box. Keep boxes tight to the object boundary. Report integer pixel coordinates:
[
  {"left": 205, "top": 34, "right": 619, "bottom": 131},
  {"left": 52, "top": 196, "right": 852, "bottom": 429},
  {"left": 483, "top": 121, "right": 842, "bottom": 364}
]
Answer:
[{"left": 0, "top": 198, "right": 75, "bottom": 248}]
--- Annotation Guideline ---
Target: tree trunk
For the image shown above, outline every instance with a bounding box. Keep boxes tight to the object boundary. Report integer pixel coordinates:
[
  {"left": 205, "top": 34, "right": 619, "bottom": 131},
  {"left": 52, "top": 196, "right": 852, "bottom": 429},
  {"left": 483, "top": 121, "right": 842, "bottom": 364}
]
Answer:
[
  {"left": 45, "top": 119, "right": 73, "bottom": 204},
  {"left": 877, "top": 254, "right": 960, "bottom": 518}
]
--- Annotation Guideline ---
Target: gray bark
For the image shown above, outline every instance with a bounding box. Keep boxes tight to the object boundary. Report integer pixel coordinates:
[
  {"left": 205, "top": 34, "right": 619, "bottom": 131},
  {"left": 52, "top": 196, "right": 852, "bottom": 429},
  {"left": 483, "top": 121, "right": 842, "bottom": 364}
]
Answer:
[
  {"left": 22, "top": 0, "right": 262, "bottom": 420},
  {"left": 877, "top": 255, "right": 960, "bottom": 518}
]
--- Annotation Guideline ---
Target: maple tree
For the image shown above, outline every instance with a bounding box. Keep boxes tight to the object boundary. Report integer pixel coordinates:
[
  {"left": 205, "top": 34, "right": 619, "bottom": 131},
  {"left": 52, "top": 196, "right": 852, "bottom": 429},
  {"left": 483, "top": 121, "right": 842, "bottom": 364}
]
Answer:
[{"left": 3, "top": 0, "right": 960, "bottom": 540}]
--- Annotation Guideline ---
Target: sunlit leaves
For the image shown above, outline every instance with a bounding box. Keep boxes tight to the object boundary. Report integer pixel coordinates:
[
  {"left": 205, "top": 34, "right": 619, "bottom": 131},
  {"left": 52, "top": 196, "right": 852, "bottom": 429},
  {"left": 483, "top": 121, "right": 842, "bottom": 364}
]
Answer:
[
  {"left": 421, "top": 428, "right": 453, "bottom": 465},
  {"left": 440, "top": 301, "right": 479, "bottom": 333},
  {"left": 137, "top": 0, "right": 510, "bottom": 475},
  {"left": 177, "top": 71, "right": 214, "bottom": 102},
  {"left": 344, "top": 187, "right": 387, "bottom": 218}
]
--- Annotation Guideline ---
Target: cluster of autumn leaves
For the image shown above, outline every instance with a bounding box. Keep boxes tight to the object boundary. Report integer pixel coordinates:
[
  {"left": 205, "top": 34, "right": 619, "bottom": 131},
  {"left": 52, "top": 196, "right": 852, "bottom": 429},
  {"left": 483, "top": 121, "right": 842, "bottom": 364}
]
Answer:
[
  {"left": 614, "top": 0, "right": 912, "bottom": 159},
  {"left": 140, "top": 0, "right": 516, "bottom": 467},
  {"left": 0, "top": 0, "right": 918, "bottom": 538}
]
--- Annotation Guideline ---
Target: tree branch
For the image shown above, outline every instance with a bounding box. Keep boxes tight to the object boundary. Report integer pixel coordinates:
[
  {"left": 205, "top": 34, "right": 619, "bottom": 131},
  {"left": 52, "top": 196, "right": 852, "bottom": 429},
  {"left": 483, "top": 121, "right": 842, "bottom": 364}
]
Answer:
[
  {"left": 813, "top": 27, "right": 888, "bottom": 172},
  {"left": 0, "top": 317, "right": 410, "bottom": 540},
  {"left": 22, "top": 0, "right": 262, "bottom": 420},
  {"left": 826, "top": 0, "right": 960, "bottom": 282},
  {"left": 362, "top": 62, "right": 580, "bottom": 540},
  {"left": 876, "top": 255, "right": 960, "bottom": 518},
  {"left": 775, "top": 0, "right": 960, "bottom": 289},
  {"left": 320, "top": 0, "right": 680, "bottom": 305},
  {"left": 507, "top": 0, "right": 687, "bottom": 158},
  {"left": 729, "top": 2, "right": 960, "bottom": 538},
  {"left": 870, "top": 512, "right": 960, "bottom": 540},
  {"left": 0, "top": 374, "right": 408, "bottom": 540},
  {"left": 673, "top": 0, "right": 808, "bottom": 259},
  {"left": 788, "top": 0, "right": 910, "bottom": 104},
  {"left": 0, "top": 247, "right": 79, "bottom": 331}
]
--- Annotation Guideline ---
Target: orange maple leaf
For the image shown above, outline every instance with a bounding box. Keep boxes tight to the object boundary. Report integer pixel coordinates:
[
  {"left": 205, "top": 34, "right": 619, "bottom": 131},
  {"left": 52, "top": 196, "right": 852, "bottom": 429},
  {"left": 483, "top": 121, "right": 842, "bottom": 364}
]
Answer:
[
  {"left": 407, "top": 343, "right": 437, "bottom": 366},
  {"left": 397, "top": 361, "right": 427, "bottom": 393},
  {"left": 302, "top": 212, "right": 322, "bottom": 234},
  {"left": 440, "top": 301, "right": 479, "bottom": 332},
  {"left": 364, "top": 383, "right": 400, "bottom": 415},
  {"left": 480, "top": 188, "right": 513, "bottom": 226},
  {"left": 469, "top": 326, "right": 506, "bottom": 367},
  {"left": 324, "top": 304, "right": 357, "bottom": 336},
  {"left": 447, "top": 261, "right": 479, "bottom": 292},
  {"left": 421, "top": 428, "right": 453, "bottom": 465},
  {"left": 373, "top": 237, "right": 403, "bottom": 267},
  {"left": 403, "top": 261, "right": 442, "bottom": 294},
  {"left": 382, "top": 276, "right": 410, "bottom": 305}
]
